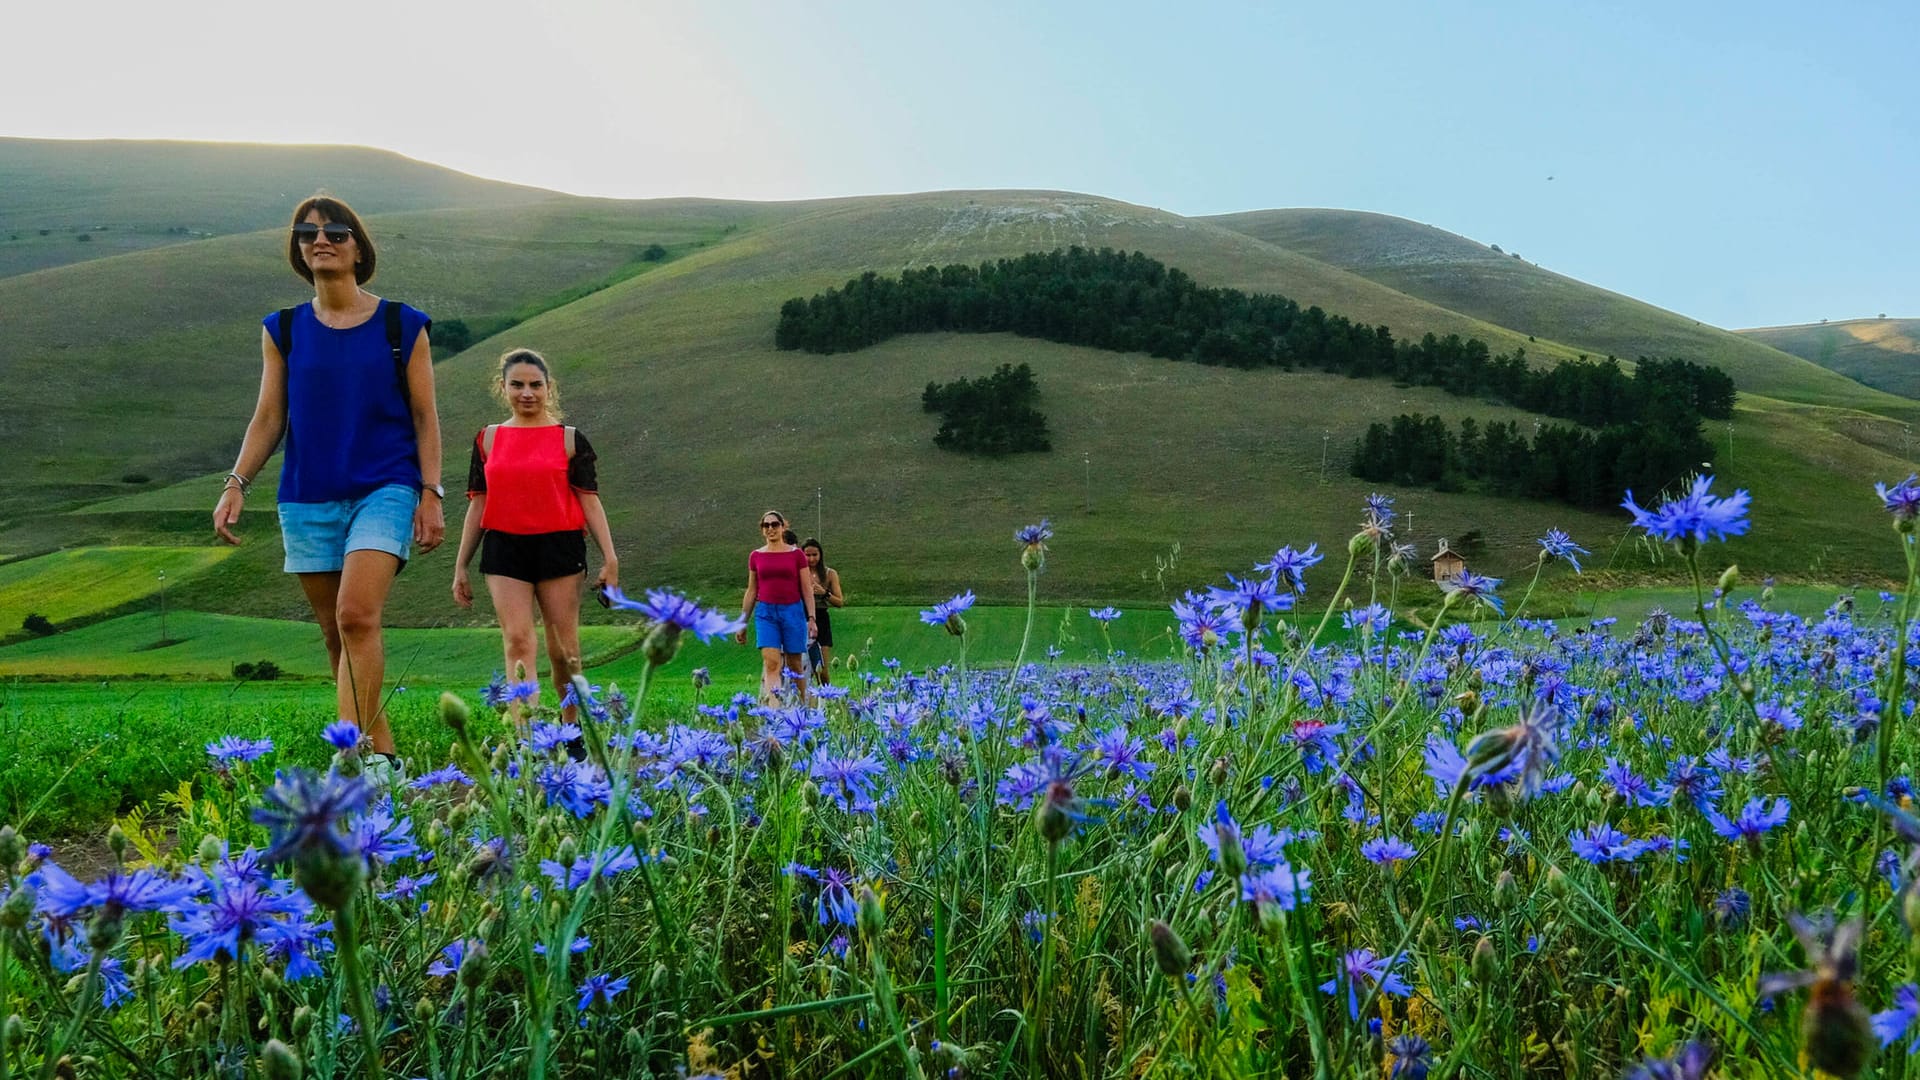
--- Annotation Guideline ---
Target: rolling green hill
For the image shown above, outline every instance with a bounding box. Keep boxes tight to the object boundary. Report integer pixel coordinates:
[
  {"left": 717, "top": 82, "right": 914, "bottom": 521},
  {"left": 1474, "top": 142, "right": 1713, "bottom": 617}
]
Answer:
[
  {"left": 6, "top": 143, "right": 1917, "bottom": 625},
  {"left": 0, "top": 138, "right": 560, "bottom": 278},
  {"left": 1737, "top": 318, "right": 1920, "bottom": 400},
  {"left": 1204, "top": 208, "right": 1917, "bottom": 416}
]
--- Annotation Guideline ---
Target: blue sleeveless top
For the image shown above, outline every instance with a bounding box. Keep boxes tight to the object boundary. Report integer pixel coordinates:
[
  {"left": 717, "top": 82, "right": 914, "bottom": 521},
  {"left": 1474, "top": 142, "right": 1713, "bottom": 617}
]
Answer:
[{"left": 266, "top": 300, "right": 432, "bottom": 504}]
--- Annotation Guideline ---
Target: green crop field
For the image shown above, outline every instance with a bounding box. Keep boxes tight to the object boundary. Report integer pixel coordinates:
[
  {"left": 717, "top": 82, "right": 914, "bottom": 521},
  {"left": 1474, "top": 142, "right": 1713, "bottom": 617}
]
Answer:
[{"left": 0, "top": 546, "right": 234, "bottom": 632}]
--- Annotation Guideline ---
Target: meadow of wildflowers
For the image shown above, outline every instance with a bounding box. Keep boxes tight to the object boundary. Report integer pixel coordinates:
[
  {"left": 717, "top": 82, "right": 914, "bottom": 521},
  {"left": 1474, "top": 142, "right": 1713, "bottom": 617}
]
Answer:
[{"left": 5, "top": 477, "right": 1920, "bottom": 1078}]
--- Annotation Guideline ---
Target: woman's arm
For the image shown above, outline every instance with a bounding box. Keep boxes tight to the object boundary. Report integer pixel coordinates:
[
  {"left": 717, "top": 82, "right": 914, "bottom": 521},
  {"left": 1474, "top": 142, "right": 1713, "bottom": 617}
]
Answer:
[
  {"left": 735, "top": 566, "right": 759, "bottom": 645},
  {"left": 826, "top": 568, "right": 845, "bottom": 608},
  {"left": 578, "top": 492, "right": 618, "bottom": 594},
  {"left": 405, "top": 329, "right": 446, "bottom": 551},
  {"left": 451, "top": 493, "right": 485, "bottom": 608},
  {"left": 800, "top": 563, "right": 816, "bottom": 625},
  {"left": 213, "top": 328, "right": 290, "bottom": 545}
]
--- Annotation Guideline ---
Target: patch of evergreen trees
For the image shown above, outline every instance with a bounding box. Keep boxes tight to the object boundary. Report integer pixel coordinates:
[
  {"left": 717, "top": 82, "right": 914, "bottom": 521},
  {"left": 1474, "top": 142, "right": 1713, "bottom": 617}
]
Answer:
[
  {"left": 776, "top": 247, "right": 1736, "bottom": 502},
  {"left": 921, "top": 363, "right": 1051, "bottom": 456}
]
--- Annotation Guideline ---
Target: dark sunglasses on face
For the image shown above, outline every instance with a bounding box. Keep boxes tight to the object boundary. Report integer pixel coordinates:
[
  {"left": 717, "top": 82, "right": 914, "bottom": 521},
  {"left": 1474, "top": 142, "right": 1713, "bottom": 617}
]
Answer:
[
  {"left": 760, "top": 521, "right": 782, "bottom": 529},
  {"left": 292, "top": 223, "right": 354, "bottom": 245}
]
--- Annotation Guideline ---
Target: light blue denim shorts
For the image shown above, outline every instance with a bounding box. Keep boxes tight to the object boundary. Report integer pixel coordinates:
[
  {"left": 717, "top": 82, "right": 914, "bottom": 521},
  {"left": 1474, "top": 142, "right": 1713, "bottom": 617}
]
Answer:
[
  {"left": 754, "top": 600, "right": 809, "bottom": 654},
  {"left": 278, "top": 484, "right": 418, "bottom": 574}
]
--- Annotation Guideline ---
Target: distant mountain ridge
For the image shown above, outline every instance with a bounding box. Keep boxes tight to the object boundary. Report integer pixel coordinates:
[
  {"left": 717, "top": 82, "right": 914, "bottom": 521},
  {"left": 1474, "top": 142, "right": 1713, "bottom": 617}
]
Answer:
[{"left": 1736, "top": 318, "right": 1920, "bottom": 400}]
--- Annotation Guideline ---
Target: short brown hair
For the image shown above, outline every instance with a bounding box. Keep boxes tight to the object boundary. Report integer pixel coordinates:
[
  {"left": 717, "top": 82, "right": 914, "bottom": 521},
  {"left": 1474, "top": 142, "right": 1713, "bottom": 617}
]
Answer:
[{"left": 287, "top": 194, "right": 376, "bottom": 285}]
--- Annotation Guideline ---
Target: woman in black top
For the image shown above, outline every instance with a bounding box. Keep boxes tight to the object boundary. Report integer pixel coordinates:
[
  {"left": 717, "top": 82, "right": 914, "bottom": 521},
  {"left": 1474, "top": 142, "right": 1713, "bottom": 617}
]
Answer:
[{"left": 802, "top": 538, "right": 844, "bottom": 683}]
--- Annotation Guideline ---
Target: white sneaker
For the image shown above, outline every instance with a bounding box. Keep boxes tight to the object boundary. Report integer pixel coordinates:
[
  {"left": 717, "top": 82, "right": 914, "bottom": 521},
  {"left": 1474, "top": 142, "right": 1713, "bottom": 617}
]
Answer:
[{"left": 362, "top": 753, "right": 405, "bottom": 792}]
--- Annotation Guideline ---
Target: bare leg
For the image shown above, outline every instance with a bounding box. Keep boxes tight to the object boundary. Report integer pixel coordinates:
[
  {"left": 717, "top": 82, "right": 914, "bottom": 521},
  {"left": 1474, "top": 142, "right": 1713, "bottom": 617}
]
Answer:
[
  {"left": 536, "top": 573, "right": 585, "bottom": 722},
  {"left": 817, "top": 645, "right": 834, "bottom": 684},
  {"left": 760, "top": 646, "right": 785, "bottom": 702},
  {"left": 297, "top": 572, "right": 346, "bottom": 677},
  {"left": 333, "top": 550, "right": 401, "bottom": 754},
  {"left": 487, "top": 574, "right": 541, "bottom": 726},
  {"left": 784, "top": 652, "right": 809, "bottom": 705}
]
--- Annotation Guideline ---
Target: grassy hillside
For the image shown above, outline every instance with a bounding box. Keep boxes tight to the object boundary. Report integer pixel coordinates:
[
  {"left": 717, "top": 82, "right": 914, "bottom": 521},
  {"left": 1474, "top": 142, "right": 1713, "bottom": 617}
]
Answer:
[
  {"left": 1737, "top": 318, "right": 1920, "bottom": 400},
  {"left": 1205, "top": 209, "right": 1917, "bottom": 417},
  {"left": 5, "top": 148, "right": 1914, "bottom": 617},
  {"left": 0, "top": 138, "right": 558, "bottom": 278}
]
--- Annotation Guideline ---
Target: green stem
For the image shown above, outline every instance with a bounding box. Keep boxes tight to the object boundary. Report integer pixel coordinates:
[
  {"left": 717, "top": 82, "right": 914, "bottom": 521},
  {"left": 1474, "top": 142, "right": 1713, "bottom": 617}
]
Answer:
[
  {"left": 1030, "top": 840, "right": 1060, "bottom": 1078},
  {"left": 333, "top": 896, "right": 384, "bottom": 1080},
  {"left": 38, "top": 949, "right": 102, "bottom": 1080},
  {"left": 1009, "top": 570, "right": 1039, "bottom": 685},
  {"left": 1, "top": 914, "right": 12, "bottom": 1080},
  {"left": 1276, "top": 912, "right": 1331, "bottom": 1080},
  {"left": 866, "top": 935, "right": 920, "bottom": 1077},
  {"left": 1509, "top": 557, "right": 1547, "bottom": 622}
]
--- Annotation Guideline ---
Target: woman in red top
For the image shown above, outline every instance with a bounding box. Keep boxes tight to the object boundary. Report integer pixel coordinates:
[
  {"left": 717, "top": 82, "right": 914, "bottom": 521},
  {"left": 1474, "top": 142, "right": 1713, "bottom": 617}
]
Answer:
[
  {"left": 452, "top": 349, "right": 618, "bottom": 721},
  {"left": 734, "top": 509, "right": 816, "bottom": 702}
]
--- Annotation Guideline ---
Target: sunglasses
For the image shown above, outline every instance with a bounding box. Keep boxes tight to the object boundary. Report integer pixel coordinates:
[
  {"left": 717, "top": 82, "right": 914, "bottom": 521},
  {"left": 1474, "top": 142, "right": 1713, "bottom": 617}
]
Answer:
[
  {"left": 760, "top": 521, "right": 783, "bottom": 529},
  {"left": 291, "top": 223, "right": 354, "bottom": 245}
]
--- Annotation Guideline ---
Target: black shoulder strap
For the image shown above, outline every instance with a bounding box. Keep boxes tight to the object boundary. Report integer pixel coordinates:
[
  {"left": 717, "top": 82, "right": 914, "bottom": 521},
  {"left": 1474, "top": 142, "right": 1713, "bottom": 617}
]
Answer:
[
  {"left": 385, "top": 301, "right": 412, "bottom": 411},
  {"left": 275, "top": 307, "right": 296, "bottom": 359}
]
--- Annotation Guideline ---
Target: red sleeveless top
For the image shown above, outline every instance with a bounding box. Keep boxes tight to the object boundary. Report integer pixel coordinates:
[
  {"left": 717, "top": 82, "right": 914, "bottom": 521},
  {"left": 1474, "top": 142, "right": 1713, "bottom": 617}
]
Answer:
[{"left": 470, "top": 425, "right": 586, "bottom": 534}]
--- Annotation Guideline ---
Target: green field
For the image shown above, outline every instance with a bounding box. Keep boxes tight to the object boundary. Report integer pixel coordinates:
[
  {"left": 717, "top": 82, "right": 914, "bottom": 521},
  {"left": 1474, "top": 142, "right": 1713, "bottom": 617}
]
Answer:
[
  {"left": 1737, "top": 317, "right": 1920, "bottom": 400},
  {"left": 0, "top": 546, "right": 234, "bottom": 632}
]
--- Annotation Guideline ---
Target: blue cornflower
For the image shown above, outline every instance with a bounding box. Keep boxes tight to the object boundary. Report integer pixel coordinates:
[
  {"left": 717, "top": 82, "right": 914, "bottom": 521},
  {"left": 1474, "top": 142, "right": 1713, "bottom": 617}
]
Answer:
[
  {"left": 1537, "top": 529, "right": 1589, "bottom": 572},
  {"left": 1207, "top": 573, "right": 1293, "bottom": 629},
  {"left": 1343, "top": 604, "right": 1391, "bottom": 635},
  {"left": 168, "top": 873, "right": 312, "bottom": 968},
  {"left": 321, "top": 721, "right": 361, "bottom": 752},
  {"left": 1171, "top": 594, "right": 1235, "bottom": 651},
  {"left": 1874, "top": 984, "right": 1920, "bottom": 1052},
  {"left": 1622, "top": 475, "right": 1751, "bottom": 546},
  {"left": 539, "top": 846, "right": 642, "bottom": 890},
  {"left": 1364, "top": 493, "right": 1396, "bottom": 527},
  {"left": 575, "top": 972, "right": 629, "bottom": 1012},
  {"left": 557, "top": 682, "right": 604, "bottom": 713},
  {"left": 377, "top": 872, "right": 437, "bottom": 902},
  {"left": 407, "top": 764, "right": 473, "bottom": 791},
  {"left": 533, "top": 936, "right": 593, "bottom": 957},
  {"left": 1014, "top": 520, "right": 1053, "bottom": 546},
  {"left": 1440, "top": 570, "right": 1504, "bottom": 614},
  {"left": 529, "top": 722, "right": 584, "bottom": 753},
  {"left": 509, "top": 679, "right": 541, "bottom": 704},
  {"left": 792, "top": 865, "right": 858, "bottom": 927},
  {"left": 1877, "top": 474, "right": 1920, "bottom": 523},
  {"left": 603, "top": 587, "right": 746, "bottom": 641},
  {"left": 920, "top": 590, "right": 977, "bottom": 629},
  {"left": 1569, "top": 822, "right": 1648, "bottom": 864},
  {"left": 1088, "top": 606, "right": 1122, "bottom": 623},
  {"left": 1238, "top": 864, "right": 1312, "bottom": 916},
  {"left": 1706, "top": 797, "right": 1790, "bottom": 845},
  {"left": 481, "top": 673, "right": 512, "bottom": 709},
  {"left": 1256, "top": 543, "right": 1324, "bottom": 593},
  {"left": 1360, "top": 836, "right": 1417, "bottom": 866},
  {"left": 1624, "top": 1041, "right": 1712, "bottom": 1080},
  {"left": 1090, "top": 727, "right": 1154, "bottom": 781},
  {"left": 349, "top": 800, "right": 420, "bottom": 866},
  {"left": 427, "top": 939, "right": 482, "bottom": 977},
  {"left": 1320, "top": 948, "right": 1411, "bottom": 1020},
  {"left": 1387, "top": 1033, "right": 1433, "bottom": 1079},
  {"left": 807, "top": 746, "right": 887, "bottom": 813},
  {"left": 1713, "top": 887, "right": 1751, "bottom": 929},
  {"left": 535, "top": 761, "right": 613, "bottom": 818},
  {"left": 36, "top": 863, "right": 200, "bottom": 920},
  {"left": 207, "top": 736, "right": 274, "bottom": 764}
]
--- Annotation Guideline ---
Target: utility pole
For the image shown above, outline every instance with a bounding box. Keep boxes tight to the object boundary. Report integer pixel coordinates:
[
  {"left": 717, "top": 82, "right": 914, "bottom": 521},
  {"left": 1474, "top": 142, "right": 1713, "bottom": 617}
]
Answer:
[
  {"left": 1321, "top": 432, "right": 1330, "bottom": 484},
  {"left": 1083, "top": 453, "right": 1093, "bottom": 514},
  {"left": 156, "top": 569, "right": 168, "bottom": 645},
  {"left": 815, "top": 487, "right": 823, "bottom": 539}
]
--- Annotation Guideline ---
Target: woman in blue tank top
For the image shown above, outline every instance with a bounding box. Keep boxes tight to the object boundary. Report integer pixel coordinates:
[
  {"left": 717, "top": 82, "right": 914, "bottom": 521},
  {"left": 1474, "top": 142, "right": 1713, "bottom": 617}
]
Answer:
[{"left": 212, "top": 195, "right": 444, "bottom": 784}]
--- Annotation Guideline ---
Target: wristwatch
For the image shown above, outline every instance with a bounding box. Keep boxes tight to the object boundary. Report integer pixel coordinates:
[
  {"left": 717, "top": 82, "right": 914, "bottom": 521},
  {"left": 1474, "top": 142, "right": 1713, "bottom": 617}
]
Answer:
[{"left": 423, "top": 482, "right": 446, "bottom": 499}]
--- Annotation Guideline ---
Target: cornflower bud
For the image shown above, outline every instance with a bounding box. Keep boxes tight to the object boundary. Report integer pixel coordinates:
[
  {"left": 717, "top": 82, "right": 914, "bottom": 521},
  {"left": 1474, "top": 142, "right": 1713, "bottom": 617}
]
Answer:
[
  {"left": 1804, "top": 985, "right": 1873, "bottom": 1079},
  {"left": 460, "top": 941, "right": 489, "bottom": 991},
  {"left": 262, "top": 1039, "right": 303, "bottom": 1080},
  {"left": 1904, "top": 889, "right": 1920, "bottom": 933},
  {"left": 441, "top": 691, "right": 471, "bottom": 735},
  {"left": 1172, "top": 785, "right": 1193, "bottom": 813},
  {"left": 1148, "top": 920, "right": 1192, "bottom": 978},
  {"left": 856, "top": 884, "right": 886, "bottom": 938},
  {"left": 195, "top": 834, "right": 223, "bottom": 866},
  {"left": 556, "top": 836, "right": 578, "bottom": 869},
  {"left": 1035, "top": 788, "right": 1073, "bottom": 845},
  {"left": 1418, "top": 918, "right": 1442, "bottom": 956},
  {"left": 0, "top": 884, "right": 34, "bottom": 930},
  {"left": 623, "top": 1028, "right": 647, "bottom": 1057},
  {"left": 292, "top": 1006, "right": 315, "bottom": 1039},
  {"left": 87, "top": 909, "right": 125, "bottom": 952},
  {"left": 641, "top": 621, "right": 684, "bottom": 668},
  {"left": 414, "top": 997, "right": 434, "bottom": 1024},
  {"left": 944, "top": 612, "right": 967, "bottom": 638},
  {"left": 1472, "top": 936, "right": 1499, "bottom": 983},
  {"left": 293, "top": 845, "right": 364, "bottom": 911},
  {"left": 1208, "top": 757, "right": 1230, "bottom": 787},
  {"left": 1494, "top": 870, "right": 1518, "bottom": 910},
  {"left": 1348, "top": 532, "right": 1372, "bottom": 557},
  {"left": 0, "top": 825, "right": 21, "bottom": 871},
  {"left": 1545, "top": 865, "right": 1569, "bottom": 898},
  {"left": 53, "top": 1056, "right": 76, "bottom": 1080},
  {"left": 106, "top": 825, "right": 128, "bottom": 864},
  {"left": 1, "top": 1015, "right": 21, "bottom": 1052},
  {"left": 1717, "top": 564, "right": 1739, "bottom": 594}
]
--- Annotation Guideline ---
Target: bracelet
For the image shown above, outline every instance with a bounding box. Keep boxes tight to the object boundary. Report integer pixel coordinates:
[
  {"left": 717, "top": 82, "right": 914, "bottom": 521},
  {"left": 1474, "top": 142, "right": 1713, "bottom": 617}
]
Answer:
[{"left": 223, "top": 472, "right": 252, "bottom": 495}]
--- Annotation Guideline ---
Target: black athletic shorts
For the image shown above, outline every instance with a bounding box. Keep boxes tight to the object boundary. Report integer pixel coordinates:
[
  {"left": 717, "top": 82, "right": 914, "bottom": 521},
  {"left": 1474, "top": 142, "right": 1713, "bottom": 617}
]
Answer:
[
  {"left": 480, "top": 529, "right": 587, "bottom": 584},
  {"left": 814, "top": 604, "right": 834, "bottom": 647}
]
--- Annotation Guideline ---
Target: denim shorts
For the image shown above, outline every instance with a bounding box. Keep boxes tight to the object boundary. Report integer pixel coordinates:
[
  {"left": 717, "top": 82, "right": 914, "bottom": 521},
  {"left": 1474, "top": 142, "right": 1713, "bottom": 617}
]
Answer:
[
  {"left": 279, "top": 483, "right": 418, "bottom": 574},
  {"left": 754, "top": 600, "right": 809, "bottom": 654}
]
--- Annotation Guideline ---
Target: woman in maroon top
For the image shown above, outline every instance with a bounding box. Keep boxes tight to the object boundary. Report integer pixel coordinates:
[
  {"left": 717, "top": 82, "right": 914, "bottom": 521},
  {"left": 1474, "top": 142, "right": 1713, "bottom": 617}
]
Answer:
[
  {"left": 452, "top": 349, "right": 618, "bottom": 722},
  {"left": 734, "top": 509, "right": 815, "bottom": 702}
]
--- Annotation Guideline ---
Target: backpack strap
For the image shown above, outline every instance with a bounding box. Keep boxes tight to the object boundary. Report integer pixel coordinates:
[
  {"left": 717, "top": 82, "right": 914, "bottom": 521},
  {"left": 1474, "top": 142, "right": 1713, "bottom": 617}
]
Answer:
[
  {"left": 564, "top": 425, "right": 577, "bottom": 459},
  {"left": 385, "top": 301, "right": 412, "bottom": 412},
  {"left": 481, "top": 424, "right": 499, "bottom": 459},
  {"left": 274, "top": 307, "right": 296, "bottom": 359}
]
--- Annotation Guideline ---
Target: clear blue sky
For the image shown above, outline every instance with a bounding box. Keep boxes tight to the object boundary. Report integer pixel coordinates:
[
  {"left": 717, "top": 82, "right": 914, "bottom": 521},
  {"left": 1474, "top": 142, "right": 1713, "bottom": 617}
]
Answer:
[{"left": 7, "top": 0, "right": 1913, "bottom": 328}]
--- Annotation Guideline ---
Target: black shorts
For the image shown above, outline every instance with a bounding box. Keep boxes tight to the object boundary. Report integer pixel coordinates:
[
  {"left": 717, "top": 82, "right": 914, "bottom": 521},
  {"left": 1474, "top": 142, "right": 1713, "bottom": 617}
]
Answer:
[
  {"left": 480, "top": 529, "right": 587, "bottom": 584},
  {"left": 814, "top": 605, "right": 834, "bottom": 647}
]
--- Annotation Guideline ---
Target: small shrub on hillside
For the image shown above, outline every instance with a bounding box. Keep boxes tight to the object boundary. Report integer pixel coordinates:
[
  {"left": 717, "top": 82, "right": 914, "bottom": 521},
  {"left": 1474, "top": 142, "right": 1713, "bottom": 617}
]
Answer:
[
  {"left": 642, "top": 243, "right": 667, "bottom": 261},
  {"left": 121, "top": 473, "right": 150, "bottom": 485},
  {"left": 232, "top": 659, "right": 282, "bottom": 682},
  {"left": 922, "top": 363, "right": 1051, "bottom": 456},
  {"left": 21, "top": 613, "right": 55, "bottom": 636}
]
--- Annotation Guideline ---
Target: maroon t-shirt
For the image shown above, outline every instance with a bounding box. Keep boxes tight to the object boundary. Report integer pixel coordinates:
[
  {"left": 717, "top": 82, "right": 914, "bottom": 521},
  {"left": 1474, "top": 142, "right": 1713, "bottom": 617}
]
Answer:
[{"left": 750, "top": 547, "right": 809, "bottom": 605}]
